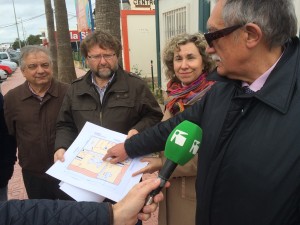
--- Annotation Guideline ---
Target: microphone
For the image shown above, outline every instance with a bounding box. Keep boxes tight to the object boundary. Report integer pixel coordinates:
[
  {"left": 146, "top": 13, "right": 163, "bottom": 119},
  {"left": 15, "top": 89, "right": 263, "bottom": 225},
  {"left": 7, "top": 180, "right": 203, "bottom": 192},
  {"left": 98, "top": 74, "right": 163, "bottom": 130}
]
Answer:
[{"left": 145, "top": 120, "right": 202, "bottom": 205}]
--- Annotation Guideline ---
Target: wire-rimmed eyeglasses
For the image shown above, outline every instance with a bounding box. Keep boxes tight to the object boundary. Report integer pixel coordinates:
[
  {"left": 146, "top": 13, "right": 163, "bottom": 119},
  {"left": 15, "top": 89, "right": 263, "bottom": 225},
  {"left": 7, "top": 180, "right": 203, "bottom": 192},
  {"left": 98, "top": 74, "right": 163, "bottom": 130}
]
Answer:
[{"left": 87, "top": 53, "right": 116, "bottom": 61}]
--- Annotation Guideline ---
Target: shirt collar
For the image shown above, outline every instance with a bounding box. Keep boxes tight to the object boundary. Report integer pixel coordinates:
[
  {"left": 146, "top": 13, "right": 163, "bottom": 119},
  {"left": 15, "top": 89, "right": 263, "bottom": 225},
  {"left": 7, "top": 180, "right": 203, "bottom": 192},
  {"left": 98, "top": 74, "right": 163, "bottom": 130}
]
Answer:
[
  {"left": 207, "top": 37, "right": 300, "bottom": 114},
  {"left": 91, "top": 72, "right": 115, "bottom": 90},
  {"left": 242, "top": 51, "right": 284, "bottom": 92},
  {"left": 27, "top": 82, "right": 51, "bottom": 101}
]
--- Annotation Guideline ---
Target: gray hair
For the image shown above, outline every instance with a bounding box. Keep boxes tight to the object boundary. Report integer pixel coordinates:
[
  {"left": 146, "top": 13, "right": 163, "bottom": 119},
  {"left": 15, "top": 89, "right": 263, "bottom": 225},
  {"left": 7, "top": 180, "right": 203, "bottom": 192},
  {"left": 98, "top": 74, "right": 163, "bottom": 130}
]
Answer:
[
  {"left": 20, "top": 45, "right": 52, "bottom": 70},
  {"left": 219, "top": 0, "right": 297, "bottom": 48}
]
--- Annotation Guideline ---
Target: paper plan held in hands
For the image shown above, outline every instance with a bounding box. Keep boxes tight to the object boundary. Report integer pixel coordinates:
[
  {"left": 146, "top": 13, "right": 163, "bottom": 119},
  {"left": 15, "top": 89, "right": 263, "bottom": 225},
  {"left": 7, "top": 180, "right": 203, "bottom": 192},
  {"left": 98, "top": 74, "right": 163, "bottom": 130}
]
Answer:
[{"left": 46, "top": 122, "right": 147, "bottom": 202}]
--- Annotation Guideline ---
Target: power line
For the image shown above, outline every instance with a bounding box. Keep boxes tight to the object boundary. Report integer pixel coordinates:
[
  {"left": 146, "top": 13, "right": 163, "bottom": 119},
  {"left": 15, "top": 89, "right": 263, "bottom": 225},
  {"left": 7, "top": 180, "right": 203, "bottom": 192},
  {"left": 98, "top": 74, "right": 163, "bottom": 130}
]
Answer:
[
  {"left": 0, "top": 12, "right": 77, "bottom": 29},
  {"left": 0, "top": 13, "right": 45, "bottom": 28}
]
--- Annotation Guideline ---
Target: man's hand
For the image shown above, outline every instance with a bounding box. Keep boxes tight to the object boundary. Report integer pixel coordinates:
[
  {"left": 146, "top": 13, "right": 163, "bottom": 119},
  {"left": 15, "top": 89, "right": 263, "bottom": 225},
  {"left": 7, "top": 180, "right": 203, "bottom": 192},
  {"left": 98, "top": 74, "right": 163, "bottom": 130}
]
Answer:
[
  {"left": 54, "top": 148, "right": 66, "bottom": 162},
  {"left": 102, "top": 143, "right": 128, "bottom": 164},
  {"left": 127, "top": 129, "right": 139, "bottom": 139},
  {"left": 132, "top": 157, "right": 163, "bottom": 177},
  {"left": 112, "top": 178, "right": 169, "bottom": 225}
]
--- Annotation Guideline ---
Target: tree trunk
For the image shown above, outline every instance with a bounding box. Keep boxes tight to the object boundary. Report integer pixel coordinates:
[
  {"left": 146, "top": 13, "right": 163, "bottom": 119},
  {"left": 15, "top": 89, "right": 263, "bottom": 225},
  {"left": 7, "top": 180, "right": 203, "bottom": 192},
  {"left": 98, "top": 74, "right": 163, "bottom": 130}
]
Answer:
[
  {"left": 53, "top": 0, "right": 76, "bottom": 83},
  {"left": 43, "top": 0, "right": 58, "bottom": 79},
  {"left": 95, "top": 0, "right": 123, "bottom": 67}
]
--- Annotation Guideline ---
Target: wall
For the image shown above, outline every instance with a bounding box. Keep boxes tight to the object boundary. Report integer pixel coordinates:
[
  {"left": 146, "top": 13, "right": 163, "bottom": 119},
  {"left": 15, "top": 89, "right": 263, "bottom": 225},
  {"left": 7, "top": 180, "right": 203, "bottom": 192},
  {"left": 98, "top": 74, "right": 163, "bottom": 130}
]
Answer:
[
  {"left": 129, "top": 0, "right": 156, "bottom": 10},
  {"left": 294, "top": 1, "right": 300, "bottom": 35},
  {"left": 121, "top": 10, "right": 157, "bottom": 78},
  {"left": 159, "top": 0, "right": 199, "bottom": 90}
]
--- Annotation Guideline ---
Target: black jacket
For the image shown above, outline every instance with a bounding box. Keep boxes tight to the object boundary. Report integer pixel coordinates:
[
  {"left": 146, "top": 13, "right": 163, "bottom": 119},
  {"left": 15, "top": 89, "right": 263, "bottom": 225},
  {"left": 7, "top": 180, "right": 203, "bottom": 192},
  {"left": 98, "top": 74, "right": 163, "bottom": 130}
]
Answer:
[
  {"left": 0, "top": 200, "right": 113, "bottom": 225},
  {"left": 0, "top": 92, "right": 16, "bottom": 188},
  {"left": 125, "top": 37, "right": 300, "bottom": 225},
  {"left": 55, "top": 67, "right": 163, "bottom": 151}
]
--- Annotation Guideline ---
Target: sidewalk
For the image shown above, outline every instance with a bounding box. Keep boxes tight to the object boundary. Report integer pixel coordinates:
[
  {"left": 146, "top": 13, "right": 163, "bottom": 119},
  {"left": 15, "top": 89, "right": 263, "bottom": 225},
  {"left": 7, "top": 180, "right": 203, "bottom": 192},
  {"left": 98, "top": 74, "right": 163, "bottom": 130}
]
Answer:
[{"left": 2, "top": 66, "right": 158, "bottom": 225}]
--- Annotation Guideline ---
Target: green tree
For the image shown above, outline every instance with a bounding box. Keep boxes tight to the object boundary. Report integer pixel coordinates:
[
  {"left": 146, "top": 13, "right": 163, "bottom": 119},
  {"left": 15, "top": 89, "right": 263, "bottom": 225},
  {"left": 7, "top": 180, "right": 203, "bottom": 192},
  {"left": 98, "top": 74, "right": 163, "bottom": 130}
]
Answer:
[
  {"left": 26, "top": 35, "right": 42, "bottom": 45},
  {"left": 12, "top": 39, "right": 25, "bottom": 50},
  {"left": 44, "top": 0, "right": 58, "bottom": 79},
  {"left": 12, "top": 35, "right": 42, "bottom": 49},
  {"left": 53, "top": 0, "right": 76, "bottom": 83}
]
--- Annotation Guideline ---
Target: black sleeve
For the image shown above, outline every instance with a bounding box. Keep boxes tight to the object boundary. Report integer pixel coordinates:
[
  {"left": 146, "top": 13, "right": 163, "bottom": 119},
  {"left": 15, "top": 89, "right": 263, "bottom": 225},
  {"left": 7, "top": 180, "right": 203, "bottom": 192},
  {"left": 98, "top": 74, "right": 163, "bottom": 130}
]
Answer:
[
  {"left": 0, "top": 200, "right": 113, "bottom": 225},
  {"left": 0, "top": 93, "right": 17, "bottom": 188},
  {"left": 125, "top": 100, "right": 204, "bottom": 158}
]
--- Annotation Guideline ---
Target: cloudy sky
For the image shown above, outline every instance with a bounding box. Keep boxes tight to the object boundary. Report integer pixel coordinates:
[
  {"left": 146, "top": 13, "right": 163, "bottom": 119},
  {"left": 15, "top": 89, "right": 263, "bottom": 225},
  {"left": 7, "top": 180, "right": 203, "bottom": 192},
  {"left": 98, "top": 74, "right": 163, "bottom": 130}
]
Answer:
[{"left": 0, "top": 0, "right": 95, "bottom": 44}]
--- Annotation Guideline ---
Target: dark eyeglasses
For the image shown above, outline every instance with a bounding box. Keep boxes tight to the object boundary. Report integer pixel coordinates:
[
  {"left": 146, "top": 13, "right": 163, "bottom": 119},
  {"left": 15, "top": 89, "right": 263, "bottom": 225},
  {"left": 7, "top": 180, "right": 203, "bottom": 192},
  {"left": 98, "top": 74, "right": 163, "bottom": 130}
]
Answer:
[{"left": 204, "top": 24, "right": 243, "bottom": 47}]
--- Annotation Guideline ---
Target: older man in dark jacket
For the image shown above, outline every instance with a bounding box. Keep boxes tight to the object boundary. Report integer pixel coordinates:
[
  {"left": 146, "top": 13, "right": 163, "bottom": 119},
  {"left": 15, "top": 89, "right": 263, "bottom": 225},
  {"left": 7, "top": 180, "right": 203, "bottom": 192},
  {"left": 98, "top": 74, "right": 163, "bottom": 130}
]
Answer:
[{"left": 4, "top": 46, "right": 70, "bottom": 200}]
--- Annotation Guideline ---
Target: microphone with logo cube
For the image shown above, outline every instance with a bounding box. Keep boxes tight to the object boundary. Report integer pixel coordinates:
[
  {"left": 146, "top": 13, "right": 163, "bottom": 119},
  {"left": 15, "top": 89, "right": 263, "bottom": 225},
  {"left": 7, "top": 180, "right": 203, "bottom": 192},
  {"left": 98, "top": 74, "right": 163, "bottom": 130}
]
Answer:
[{"left": 145, "top": 120, "right": 202, "bottom": 205}]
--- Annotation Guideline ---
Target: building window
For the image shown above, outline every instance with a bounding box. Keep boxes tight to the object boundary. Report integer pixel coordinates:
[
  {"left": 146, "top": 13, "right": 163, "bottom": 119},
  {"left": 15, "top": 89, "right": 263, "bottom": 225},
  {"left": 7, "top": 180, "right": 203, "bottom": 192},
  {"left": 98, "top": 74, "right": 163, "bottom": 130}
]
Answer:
[{"left": 163, "top": 6, "right": 187, "bottom": 40}]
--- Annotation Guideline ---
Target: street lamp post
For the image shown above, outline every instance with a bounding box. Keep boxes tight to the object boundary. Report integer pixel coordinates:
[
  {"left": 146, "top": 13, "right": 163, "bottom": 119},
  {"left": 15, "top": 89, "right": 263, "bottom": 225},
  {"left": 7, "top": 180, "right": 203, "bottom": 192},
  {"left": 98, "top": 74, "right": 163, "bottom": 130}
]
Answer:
[
  {"left": 12, "top": 0, "right": 22, "bottom": 49},
  {"left": 19, "top": 18, "right": 27, "bottom": 46}
]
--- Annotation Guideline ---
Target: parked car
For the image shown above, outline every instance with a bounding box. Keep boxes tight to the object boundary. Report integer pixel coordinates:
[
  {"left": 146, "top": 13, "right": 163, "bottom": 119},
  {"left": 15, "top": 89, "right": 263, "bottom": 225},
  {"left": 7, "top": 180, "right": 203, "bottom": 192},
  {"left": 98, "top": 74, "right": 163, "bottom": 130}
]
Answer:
[
  {"left": 8, "top": 51, "right": 20, "bottom": 65},
  {"left": 0, "top": 69, "right": 7, "bottom": 82},
  {"left": 0, "top": 64, "right": 12, "bottom": 76},
  {"left": 0, "top": 60, "right": 17, "bottom": 72},
  {"left": 0, "top": 51, "right": 11, "bottom": 61},
  {"left": 0, "top": 51, "right": 20, "bottom": 65}
]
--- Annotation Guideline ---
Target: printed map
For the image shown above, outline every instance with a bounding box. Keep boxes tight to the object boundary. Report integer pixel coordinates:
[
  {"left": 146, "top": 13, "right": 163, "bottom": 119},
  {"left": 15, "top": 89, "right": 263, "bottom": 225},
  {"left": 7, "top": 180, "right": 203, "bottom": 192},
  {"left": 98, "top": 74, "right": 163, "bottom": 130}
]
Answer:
[{"left": 67, "top": 136, "right": 131, "bottom": 185}]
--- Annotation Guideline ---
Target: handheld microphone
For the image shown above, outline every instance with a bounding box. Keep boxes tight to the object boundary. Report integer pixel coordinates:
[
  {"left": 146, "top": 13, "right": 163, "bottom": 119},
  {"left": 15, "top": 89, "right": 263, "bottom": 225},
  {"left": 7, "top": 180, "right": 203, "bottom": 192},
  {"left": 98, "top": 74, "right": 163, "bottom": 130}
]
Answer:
[{"left": 145, "top": 120, "right": 202, "bottom": 205}]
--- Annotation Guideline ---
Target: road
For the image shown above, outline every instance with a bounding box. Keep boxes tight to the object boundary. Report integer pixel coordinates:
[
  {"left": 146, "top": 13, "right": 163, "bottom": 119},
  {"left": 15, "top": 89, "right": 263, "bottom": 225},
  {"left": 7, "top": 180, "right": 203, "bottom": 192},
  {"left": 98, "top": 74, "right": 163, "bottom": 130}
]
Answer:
[{"left": 1, "top": 66, "right": 158, "bottom": 225}]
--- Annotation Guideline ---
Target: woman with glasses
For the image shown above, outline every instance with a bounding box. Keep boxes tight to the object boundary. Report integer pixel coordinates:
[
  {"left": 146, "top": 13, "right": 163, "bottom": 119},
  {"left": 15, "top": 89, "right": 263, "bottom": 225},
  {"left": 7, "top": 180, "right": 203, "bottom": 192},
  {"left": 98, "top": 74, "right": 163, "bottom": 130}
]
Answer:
[{"left": 133, "top": 32, "right": 215, "bottom": 225}]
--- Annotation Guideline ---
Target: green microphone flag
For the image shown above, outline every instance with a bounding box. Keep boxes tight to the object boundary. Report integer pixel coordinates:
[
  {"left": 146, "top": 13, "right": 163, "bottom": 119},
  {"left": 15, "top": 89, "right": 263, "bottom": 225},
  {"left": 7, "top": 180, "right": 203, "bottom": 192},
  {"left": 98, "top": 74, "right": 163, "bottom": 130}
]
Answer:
[
  {"left": 145, "top": 120, "right": 202, "bottom": 205},
  {"left": 164, "top": 120, "right": 202, "bottom": 165}
]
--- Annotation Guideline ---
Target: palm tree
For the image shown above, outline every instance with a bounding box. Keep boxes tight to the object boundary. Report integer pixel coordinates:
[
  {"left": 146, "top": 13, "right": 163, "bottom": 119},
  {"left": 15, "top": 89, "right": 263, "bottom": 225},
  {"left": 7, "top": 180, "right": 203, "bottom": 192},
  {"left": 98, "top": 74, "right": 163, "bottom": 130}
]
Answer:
[
  {"left": 94, "top": 0, "right": 123, "bottom": 66},
  {"left": 43, "top": 0, "right": 58, "bottom": 79},
  {"left": 53, "top": 0, "right": 76, "bottom": 83}
]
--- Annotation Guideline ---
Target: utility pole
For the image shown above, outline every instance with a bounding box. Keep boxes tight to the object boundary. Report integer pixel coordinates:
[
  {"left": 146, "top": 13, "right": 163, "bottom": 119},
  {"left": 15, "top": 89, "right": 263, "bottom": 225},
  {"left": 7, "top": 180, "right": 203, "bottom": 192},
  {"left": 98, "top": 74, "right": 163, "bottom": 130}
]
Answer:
[
  {"left": 120, "top": 0, "right": 123, "bottom": 10},
  {"left": 19, "top": 18, "right": 27, "bottom": 46},
  {"left": 12, "top": 0, "right": 22, "bottom": 49}
]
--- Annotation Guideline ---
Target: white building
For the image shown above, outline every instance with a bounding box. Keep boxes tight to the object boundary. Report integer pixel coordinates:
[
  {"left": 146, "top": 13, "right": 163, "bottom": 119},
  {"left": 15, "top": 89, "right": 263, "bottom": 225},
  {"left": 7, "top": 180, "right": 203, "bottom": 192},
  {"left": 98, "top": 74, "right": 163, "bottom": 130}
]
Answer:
[
  {"left": 0, "top": 43, "right": 12, "bottom": 51},
  {"left": 121, "top": 0, "right": 157, "bottom": 81}
]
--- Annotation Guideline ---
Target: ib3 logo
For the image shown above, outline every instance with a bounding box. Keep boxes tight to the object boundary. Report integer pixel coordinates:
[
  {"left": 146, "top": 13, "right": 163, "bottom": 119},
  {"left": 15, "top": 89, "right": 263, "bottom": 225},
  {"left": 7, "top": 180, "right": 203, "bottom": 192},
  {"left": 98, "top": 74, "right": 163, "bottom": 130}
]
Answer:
[{"left": 170, "top": 130, "right": 200, "bottom": 155}]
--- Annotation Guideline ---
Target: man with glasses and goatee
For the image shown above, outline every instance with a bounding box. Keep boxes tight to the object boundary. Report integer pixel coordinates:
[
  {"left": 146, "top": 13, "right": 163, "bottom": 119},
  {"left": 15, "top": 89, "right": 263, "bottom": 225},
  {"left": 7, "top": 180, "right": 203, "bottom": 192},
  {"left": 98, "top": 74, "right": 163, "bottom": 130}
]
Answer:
[
  {"left": 54, "top": 30, "right": 162, "bottom": 161},
  {"left": 54, "top": 30, "right": 163, "bottom": 225},
  {"left": 104, "top": 0, "right": 300, "bottom": 224}
]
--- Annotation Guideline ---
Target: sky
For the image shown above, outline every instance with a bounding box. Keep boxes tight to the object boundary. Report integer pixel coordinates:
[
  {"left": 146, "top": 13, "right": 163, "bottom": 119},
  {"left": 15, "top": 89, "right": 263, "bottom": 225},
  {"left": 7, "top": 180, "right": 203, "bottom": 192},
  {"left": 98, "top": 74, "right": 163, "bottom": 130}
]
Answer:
[{"left": 0, "top": 0, "right": 95, "bottom": 44}]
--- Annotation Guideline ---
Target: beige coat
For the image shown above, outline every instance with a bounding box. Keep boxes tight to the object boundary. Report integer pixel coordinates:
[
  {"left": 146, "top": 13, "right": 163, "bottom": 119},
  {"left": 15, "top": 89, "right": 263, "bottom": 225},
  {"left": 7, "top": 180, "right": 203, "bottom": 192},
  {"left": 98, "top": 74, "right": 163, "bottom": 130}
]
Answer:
[{"left": 158, "top": 109, "right": 197, "bottom": 225}]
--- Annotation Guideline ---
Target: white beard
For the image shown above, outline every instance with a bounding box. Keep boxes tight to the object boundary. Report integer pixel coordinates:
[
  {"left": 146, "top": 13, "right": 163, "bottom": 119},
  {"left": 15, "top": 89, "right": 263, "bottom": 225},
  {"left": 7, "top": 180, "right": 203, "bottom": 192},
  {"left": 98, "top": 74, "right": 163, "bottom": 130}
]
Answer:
[{"left": 211, "top": 54, "right": 221, "bottom": 62}]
